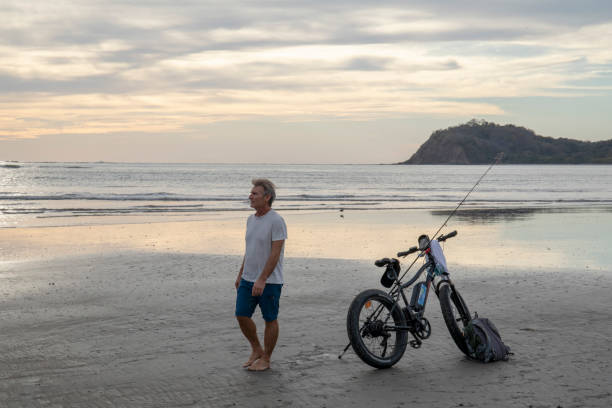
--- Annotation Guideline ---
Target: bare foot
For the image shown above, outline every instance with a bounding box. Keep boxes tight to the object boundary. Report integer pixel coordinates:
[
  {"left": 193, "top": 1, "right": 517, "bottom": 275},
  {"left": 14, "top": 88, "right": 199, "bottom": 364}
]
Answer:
[
  {"left": 242, "top": 351, "right": 263, "bottom": 368},
  {"left": 247, "top": 358, "right": 270, "bottom": 371}
]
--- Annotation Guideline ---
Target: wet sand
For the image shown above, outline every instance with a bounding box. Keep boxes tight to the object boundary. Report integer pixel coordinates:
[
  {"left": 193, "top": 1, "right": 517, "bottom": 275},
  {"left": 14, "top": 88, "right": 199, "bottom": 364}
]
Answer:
[
  {"left": 1, "top": 210, "right": 611, "bottom": 407},
  {"left": 3, "top": 207, "right": 611, "bottom": 270}
]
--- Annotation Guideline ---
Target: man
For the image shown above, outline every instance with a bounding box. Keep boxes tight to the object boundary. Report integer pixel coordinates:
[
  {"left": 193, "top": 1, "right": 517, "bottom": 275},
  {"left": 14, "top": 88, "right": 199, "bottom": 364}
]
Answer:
[{"left": 235, "top": 178, "right": 287, "bottom": 371}]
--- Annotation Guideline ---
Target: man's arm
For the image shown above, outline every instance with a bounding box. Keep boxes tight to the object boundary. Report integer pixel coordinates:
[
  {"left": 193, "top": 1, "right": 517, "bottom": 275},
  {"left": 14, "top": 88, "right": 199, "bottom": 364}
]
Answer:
[
  {"left": 252, "top": 240, "right": 284, "bottom": 296},
  {"left": 235, "top": 257, "right": 245, "bottom": 289}
]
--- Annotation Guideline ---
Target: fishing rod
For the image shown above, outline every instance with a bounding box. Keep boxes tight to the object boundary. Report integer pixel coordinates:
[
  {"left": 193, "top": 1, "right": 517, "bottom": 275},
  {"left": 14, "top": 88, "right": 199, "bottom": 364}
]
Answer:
[
  {"left": 393, "top": 152, "right": 504, "bottom": 284},
  {"left": 429, "top": 152, "right": 505, "bottom": 243}
]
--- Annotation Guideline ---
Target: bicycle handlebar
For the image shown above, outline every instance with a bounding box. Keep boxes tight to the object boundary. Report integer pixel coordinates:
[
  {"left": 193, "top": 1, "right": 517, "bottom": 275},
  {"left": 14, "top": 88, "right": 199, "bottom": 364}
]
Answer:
[
  {"left": 437, "top": 230, "right": 457, "bottom": 242},
  {"left": 396, "top": 230, "right": 457, "bottom": 257},
  {"left": 397, "top": 246, "right": 418, "bottom": 258}
]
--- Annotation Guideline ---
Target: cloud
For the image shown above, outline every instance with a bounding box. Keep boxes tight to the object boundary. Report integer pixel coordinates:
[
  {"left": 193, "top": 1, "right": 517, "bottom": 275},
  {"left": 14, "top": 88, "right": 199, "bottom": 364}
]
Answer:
[
  {"left": 342, "top": 57, "right": 394, "bottom": 71},
  {"left": 0, "top": 0, "right": 611, "bottom": 149}
]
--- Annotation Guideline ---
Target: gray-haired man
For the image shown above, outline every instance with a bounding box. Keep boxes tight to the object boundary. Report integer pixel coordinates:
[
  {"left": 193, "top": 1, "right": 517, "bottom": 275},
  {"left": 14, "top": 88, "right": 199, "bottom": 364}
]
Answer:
[{"left": 235, "top": 178, "right": 287, "bottom": 371}]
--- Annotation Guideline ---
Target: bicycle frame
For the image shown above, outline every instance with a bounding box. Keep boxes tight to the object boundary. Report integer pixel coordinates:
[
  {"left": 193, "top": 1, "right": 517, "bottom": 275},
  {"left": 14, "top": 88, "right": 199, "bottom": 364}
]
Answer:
[{"left": 373, "top": 250, "right": 455, "bottom": 345}]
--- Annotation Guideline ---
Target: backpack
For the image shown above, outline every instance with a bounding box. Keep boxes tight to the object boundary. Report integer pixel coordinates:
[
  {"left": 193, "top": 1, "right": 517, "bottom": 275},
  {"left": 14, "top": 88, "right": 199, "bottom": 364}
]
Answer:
[{"left": 464, "top": 317, "right": 512, "bottom": 362}]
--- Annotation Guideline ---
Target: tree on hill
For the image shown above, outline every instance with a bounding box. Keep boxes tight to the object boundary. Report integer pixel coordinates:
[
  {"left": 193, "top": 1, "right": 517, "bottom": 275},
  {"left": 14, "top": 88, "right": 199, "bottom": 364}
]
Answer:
[{"left": 401, "top": 119, "right": 612, "bottom": 164}]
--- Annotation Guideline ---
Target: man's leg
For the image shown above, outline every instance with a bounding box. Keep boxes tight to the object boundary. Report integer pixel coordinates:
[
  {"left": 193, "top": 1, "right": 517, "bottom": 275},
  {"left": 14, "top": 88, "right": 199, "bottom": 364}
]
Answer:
[
  {"left": 235, "top": 280, "right": 263, "bottom": 367},
  {"left": 236, "top": 316, "right": 264, "bottom": 367},
  {"left": 264, "top": 319, "right": 279, "bottom": 359},
  {"left": 248, "top": 319, "right": 278, "bottom": 371},
  {"left": 248, "top": 283, "right": 282, "bottom": 371}
]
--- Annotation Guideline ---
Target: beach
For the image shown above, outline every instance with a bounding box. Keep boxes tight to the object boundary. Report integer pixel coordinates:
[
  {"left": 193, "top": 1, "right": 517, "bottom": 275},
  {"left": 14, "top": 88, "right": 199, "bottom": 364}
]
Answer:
[
  {"left": 1, "top": 209, "right": 611, "bottom": 407},
  {"left": 3, "top": 0, "right": 612, "bottom": 402}
]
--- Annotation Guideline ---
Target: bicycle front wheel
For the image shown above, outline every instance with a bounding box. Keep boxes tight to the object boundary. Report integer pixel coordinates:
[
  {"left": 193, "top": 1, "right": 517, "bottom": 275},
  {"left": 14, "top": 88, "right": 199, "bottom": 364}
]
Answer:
[
  {"left": 439, "top": 283, "right": 471, "bottom": 356},
  {"left": 347, "top": 289, "right": 408, "bottom": 369}
]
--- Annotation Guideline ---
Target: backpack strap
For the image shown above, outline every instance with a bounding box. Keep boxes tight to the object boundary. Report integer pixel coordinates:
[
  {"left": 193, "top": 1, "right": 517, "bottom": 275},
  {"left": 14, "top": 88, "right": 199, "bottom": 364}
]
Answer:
[{"left": 477, "top": 321, "right": 494, "bottom": 363}]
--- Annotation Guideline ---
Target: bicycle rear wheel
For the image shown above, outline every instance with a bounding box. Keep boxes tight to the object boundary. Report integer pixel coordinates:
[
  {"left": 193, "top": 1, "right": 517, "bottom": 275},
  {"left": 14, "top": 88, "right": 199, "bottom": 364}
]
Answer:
[
  {"left": 439, "top": 283, "right": 471, "bottom": 356},
  {"left": 347, "top": 289, "right": 408, "bottom": 369}
]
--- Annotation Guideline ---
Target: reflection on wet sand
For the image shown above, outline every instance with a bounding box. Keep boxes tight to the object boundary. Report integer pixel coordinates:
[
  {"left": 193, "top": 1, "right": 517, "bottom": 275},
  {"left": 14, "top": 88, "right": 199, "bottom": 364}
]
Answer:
[
  {"left": 431, "top": 205, "right": 612, "bottom": 224},
  {"left": 2, "top": 207, "right": 610, "bottom": 271}
]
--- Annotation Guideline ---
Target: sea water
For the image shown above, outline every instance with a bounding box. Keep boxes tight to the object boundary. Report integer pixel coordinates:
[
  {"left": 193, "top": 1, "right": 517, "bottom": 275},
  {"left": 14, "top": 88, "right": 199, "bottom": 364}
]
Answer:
[
  {"left": 2, "top": 162, "right": 612, "bottom": 270},
  {"left": 2, "top": 162, "right": 612, "bottom": 228}
]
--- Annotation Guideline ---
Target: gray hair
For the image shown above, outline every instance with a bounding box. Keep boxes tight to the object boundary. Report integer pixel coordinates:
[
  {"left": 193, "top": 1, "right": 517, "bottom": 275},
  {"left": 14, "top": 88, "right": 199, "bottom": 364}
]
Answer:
[{"left": 252, "top": 178, "right": 277, "bottom": 206}]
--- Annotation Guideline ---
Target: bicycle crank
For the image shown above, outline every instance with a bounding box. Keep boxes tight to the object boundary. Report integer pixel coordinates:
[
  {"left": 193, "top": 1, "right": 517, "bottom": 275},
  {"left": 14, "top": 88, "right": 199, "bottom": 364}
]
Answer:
[{"left": 415, "top": 317, "right": 432, "bottom": 339}]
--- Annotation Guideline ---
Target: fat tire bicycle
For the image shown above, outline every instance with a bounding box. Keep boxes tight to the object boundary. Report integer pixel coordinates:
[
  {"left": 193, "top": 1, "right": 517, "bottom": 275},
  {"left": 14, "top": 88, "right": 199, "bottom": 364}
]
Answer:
[{"left": 345, "top": 230, "right": 471, "bottom": 369}]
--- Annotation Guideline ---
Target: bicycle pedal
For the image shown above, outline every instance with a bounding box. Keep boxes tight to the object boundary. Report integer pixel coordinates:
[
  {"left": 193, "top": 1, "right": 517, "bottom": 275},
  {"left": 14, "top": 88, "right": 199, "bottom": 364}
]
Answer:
[{"left": 409, "top": 340, "right": 421, "bottom": 349}]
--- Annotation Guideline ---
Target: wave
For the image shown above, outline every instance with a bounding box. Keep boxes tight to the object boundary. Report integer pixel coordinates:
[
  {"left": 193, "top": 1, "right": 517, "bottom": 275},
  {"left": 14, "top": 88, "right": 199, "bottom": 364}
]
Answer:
[
  {"left": 2, "top": 191, "right": 612, "bottom": 205},
  {"left": 4, "top": 202, "right": 612, "bottom": 220},
  {"left": 0, "top": 192, "right": 235, "bottom": 202}
]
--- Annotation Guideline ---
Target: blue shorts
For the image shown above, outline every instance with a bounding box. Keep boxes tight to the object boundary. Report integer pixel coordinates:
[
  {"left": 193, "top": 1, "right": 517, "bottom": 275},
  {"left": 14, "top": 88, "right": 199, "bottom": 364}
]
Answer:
[{"left": 235, "top": 279, "right": 283, "bottom": 322}]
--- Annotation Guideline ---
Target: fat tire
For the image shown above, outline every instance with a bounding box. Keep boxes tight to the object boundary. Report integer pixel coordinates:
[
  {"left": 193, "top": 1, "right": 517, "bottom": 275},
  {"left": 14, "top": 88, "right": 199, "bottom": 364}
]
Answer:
[
  {"left": 439, "top": 283, "right": 471, "bottom": 356},
  {"left": 347, "top": 289, "right": 408, "bottom": 369}
]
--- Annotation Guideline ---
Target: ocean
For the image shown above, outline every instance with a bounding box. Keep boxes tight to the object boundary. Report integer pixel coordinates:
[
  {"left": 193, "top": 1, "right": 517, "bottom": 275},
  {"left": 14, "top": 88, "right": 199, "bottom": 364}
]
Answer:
[{"left": 2, "top": 162, "right": 612, "bottom": 228}]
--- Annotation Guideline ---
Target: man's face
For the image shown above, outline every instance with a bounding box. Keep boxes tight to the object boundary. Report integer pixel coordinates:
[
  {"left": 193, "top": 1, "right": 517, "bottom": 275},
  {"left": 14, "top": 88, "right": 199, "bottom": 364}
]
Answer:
[{"left": 249, "top": 186, "right": 269, "bottom": 210}]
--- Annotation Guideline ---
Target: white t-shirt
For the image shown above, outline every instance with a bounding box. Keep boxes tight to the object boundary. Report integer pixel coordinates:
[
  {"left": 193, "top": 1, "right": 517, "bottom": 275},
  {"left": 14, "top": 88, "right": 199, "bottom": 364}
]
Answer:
[{"left": 242, "top": 209, "right": 287, "bottom": 284}]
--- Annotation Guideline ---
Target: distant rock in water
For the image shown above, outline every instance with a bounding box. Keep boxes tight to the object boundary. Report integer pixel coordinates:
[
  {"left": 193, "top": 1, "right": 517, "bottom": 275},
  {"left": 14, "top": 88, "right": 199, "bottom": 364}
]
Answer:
[{"left": 401, "top": 119, "right": 612, "bottom": 164}]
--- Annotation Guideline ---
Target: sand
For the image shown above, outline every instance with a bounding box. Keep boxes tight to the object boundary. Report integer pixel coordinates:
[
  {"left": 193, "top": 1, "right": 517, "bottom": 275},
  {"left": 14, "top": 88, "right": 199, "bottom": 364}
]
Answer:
[{"left": 1, "top": 211, "right": 611, "bottom": 407}]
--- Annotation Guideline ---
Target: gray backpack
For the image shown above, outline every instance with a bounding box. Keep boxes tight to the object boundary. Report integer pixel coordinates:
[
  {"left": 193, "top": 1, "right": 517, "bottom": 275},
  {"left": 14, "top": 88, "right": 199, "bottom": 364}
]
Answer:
[{"left": 464, "top": 317, "right": 512, "bottom": 362}]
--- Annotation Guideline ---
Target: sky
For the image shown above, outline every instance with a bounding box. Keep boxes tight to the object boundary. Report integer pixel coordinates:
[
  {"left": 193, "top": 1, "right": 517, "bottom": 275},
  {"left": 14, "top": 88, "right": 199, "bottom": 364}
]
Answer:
[{"left": 1, "top": 0, "right": 611, "bottom": 164}]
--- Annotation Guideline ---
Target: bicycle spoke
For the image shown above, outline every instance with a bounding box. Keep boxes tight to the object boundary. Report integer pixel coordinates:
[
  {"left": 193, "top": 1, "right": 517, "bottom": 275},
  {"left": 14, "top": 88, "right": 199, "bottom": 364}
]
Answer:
[{"left": 358, "top": 299, "right": 398, "bottom": 360}]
